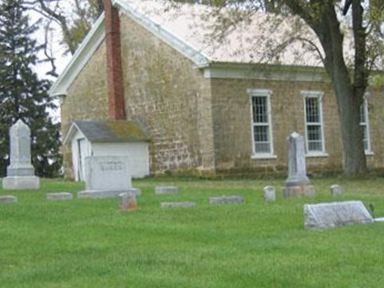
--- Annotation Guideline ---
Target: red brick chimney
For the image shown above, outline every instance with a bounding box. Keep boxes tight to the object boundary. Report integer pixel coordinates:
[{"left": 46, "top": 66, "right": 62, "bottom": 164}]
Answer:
[{"left": 103, "top": 0, "right": 126, "bottom": 120}]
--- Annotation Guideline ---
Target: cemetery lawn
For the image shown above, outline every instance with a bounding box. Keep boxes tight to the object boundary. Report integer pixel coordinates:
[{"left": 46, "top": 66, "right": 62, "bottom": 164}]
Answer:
[{"left": 1, "top": 177, "right": 384, "bottom": 287}]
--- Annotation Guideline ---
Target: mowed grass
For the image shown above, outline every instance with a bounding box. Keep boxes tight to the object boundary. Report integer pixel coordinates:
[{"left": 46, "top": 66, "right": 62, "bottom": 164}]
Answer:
[{"left": 1, "top": 176, "right": 384, "bottom": 287}]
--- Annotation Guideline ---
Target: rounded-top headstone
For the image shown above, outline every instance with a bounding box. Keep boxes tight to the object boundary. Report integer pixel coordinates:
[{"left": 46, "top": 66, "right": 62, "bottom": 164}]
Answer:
[{"left": 263, "top": 186, "right": 276, "bottom": 202}]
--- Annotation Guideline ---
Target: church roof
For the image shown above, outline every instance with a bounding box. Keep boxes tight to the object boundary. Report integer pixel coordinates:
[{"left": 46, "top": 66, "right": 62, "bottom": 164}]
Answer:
[
  {"left": 49, "top": 0, "right": 359, "bottom": 96},
  {"left": 63, "top": 120, "right": 150, "bottom": 145}
]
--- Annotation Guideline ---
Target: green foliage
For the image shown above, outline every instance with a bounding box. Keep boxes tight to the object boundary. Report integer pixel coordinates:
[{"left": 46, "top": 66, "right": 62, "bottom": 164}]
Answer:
[
  {"left": 0, "top": 0, "right": 62, "bottom": 177},
  {"left": 1, "top": 177, "right": 384, "bottom": 287}
]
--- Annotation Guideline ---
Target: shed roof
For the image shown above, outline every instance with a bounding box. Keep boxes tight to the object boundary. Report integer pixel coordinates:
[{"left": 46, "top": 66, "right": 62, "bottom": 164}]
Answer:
[{"left": 63, "top": 120, "right": 150, "bottom": 145}]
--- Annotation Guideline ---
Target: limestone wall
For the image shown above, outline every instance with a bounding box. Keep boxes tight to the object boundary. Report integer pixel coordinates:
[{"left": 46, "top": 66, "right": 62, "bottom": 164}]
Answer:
[
  {"left": 60, "top": 43, "right": 109, "bottom": 179},
  {"left": 210, "top": 76, "right": 384, "bottom": 174},
  {"left": 119, "top": 14, "right": 215, "bottom": 174}
]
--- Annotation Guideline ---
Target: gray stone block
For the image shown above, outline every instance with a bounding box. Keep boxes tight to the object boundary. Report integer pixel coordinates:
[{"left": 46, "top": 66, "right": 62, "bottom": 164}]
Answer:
[
  {"left": 0, "top": 195, "right": 17, "bottom": 204},
  {"left": 46, "top": 192, "right": 73, "bottom": 201},
  {"left": 304, "top": 201, "right": 373, "bottom": 230},
  {"left": 155, "top": 186, "right": 179, "bottom": 195},
  {"left": 209, "top": 195, "right": 244, "bottom": 205},
  {"left": 160, "top": 202, "right": 196, "bottom": 209}
]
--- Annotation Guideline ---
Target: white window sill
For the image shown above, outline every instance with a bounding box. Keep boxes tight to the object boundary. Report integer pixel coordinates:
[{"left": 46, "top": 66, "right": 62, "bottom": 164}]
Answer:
[
  {"left": 251, "top": 154, "right": 277, "bottom": 160},
  {"left": 365, "top": 151, "right": 374, "bottom": 156},
  {"left": 305, "top": 152, "right": 329, "bottom": 158}
]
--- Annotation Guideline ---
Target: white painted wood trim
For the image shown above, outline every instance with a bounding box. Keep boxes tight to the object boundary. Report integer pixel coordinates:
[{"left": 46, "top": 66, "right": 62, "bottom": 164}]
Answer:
[
  {"left": 301, "top": 90, "right": 326, "bottom": 155},
  {"left": 49, "top": 14, "right": 106, "bottom": 97},
  {"left": 248, "top": 89, "right": 275, "bottom": 158},
  {"left": 204, "top": 66, "right": 328, "bottom": 82}
]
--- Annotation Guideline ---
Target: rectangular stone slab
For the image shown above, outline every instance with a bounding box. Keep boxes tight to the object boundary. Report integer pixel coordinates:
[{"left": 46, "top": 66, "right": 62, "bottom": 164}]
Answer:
[
  {"left": 160, "top": 202, "right": 196, "bottom": 209},
  {"left": 0, "top": 195, "right": 17, "bottom": 204},
  {"left": 46, "top": 192, "right": 73, "bottom": 201},
  {"left": 304, "top": 201, "right": 373, "bottom": 230},
  {"left": 209, "top": 196, "right": 244, "bottom": 205}
]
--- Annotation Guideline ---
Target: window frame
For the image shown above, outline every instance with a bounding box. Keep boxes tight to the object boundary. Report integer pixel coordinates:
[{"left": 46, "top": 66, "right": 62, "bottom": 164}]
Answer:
[
  {"left": 302, "top": 90, "right": 327, "bottom": 157},
  {"left": 360, "top": 96, "right": 373, "bottom": 155},
  {"left": 248, "top": 89, "right": 276, "bottom": 159}
]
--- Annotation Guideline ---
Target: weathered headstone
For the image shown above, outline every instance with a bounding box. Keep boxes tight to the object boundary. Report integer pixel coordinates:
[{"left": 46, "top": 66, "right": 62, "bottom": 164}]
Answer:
[
  {"left": 330, "top": 184, "right": 342, "bottom": 197},
  {"left": 209, "top": 195, "right": 244, "bottom": 205},
  {"left": 119, "top": 192, "right": 137, "bottom": 212},
  {"left": 155, "top": 186, "right": 178, "bottom": 195},
  {"left": 46, "top": 192, "right": 73, "bottom": 201},
  {"left": 160, "top": 202, "right": 196, "bottom": 209},
  {"left": 283, "top": 132, "right": 315, "bottom": 197},
  {"left": 0, "top": 195, "right": 17, "bottom": 204},
  {"left": 2, "top": 120, "right": 40, "bottom": 190},
  {"left": 304, "top": 201, "right": 373, "bottom": 230},
  {"left": 263, "top": 186, "right": 276, "bottom": 202},
  {"left": 77, "top": 156, "right": 138, "bottom": 199}
]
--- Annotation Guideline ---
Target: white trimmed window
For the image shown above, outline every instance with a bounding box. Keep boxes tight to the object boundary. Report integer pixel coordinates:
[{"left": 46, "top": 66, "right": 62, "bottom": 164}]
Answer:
[
  {"left": 360, "top": 98, "right": 372, "bottom": 153},
  {"left": 302, "top": 91, "right": 326, "bottom": 155},
  {"left": 248, "top": 89, "right": 274, "bottom": 158}
]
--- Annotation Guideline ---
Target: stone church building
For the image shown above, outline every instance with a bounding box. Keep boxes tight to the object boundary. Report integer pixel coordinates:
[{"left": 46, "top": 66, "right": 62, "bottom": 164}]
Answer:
[{"left": 50, "top": 0, "right": 384, "bottom": 179}]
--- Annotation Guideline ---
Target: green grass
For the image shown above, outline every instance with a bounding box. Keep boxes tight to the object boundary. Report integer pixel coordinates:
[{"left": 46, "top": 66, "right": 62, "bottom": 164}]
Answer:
[{"left": 1, "top": 176, "right": 384, "bottom": 287}]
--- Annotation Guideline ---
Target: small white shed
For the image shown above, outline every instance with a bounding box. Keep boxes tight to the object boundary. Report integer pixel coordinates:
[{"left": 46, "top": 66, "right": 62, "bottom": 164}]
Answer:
[{"left": 63, "top": 120, "right": 150, "bottom": 181}]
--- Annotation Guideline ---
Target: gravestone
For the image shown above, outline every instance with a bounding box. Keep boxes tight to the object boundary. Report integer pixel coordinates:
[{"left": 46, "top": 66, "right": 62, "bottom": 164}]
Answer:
[
  {"left": 263, "top": 186, "right": 276, "bottom": 202},
  {"left": 155, "top": 186, "right": 179, "bottom": 195},
  {"left": 0, "top": 195, "right": 17, "bottom": 204},
  {"left": 283, "top": 132, "right": 315, "bottom": 197},
  {"left": 119, "top": 192, "right": 137, "bottom": 212},
  {"left": 46, "top": 192, "right": 73, "bottom": 201},
  {"left": 304, "top": 201, "right": 373, "bottom": 230},
  {"left": 209, "top": 195, "right": 244, "bottom": 205},
  {"left": 77, "top": 156, "right": 138, "bottom": 199},
  {"left": 160, "top": 202, "right": 196, "bottom": 209},
  {"left": 330, "top": 184, "right": 342, "bottom": 197},
  {"left": 2, "top": 120, "right": 40, "bottom": 190}
]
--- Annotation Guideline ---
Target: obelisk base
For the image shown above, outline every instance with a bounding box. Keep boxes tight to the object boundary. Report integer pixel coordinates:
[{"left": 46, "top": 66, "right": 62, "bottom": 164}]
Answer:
[
  {"left": 283, "top": 183, "right": 315, "bottom": 198},
  {"left": 2, "top": 176, "right": 40, "bottom": 190}
]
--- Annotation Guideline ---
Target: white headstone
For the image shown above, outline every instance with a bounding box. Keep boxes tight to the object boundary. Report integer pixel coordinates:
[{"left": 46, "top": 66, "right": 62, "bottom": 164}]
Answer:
[
  {"left": 263, "top": 186, "right": 276, "bottom": 202},
  {"left": 2, "top": 120, "right": 39, "bottom": 190},
  {"left": 283, "top": 132, "right": 315, "bottom": 197},
  {"left": 304, "top": 201, "right": 373, "bottom": 230},
  {"left": 77, "top": 156, "right": 137, "bottom": 199},
  {"left": 330, "top": 184, "right": 342, "bottom": 197}
]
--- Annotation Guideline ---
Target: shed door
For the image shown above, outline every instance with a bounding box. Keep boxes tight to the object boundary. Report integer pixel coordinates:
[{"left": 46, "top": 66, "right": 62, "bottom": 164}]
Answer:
[{"left": 77, "top": 138, "right": 87, "bottom": 181}]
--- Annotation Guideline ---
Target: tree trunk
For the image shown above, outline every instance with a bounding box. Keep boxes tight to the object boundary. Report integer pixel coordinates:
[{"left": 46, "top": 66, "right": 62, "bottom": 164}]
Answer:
[
  {"left": 283, "top": 1, "right": 368, "bottom": 176},
  {"left": 331, "top": 70, "right": 366, "bottom": 176}
]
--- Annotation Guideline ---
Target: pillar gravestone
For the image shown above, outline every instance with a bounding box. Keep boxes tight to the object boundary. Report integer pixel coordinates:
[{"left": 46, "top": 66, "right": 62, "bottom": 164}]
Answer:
[
  {"left": 283, "top": 132, "right": 315, "bottom": 197},
  {"left": 2, "top": 120, "right": 40, "bottom": 190}
]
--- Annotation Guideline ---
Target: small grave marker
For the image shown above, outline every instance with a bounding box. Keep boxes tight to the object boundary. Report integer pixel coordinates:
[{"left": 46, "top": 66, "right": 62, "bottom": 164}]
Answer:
[
  {"left": 304, "top": 201, "right": 373, "bottom": 230},
  {"left": 46, "top": 192, "right": 73, "bottom": 201},
  {"left": 155, "top": 186, "right": 178, "bottom": 195},
  {"left": 0, "top": 195, "right": 17, "bottom": 204},
  {"left": 330, "top": 184, "right": 342, "bottom": 197},
  {"left": 160, "top": 202, "right": 196, "bottom": 209},
  {"left": 119, "top": 192, "right": 137, "bottom": 212},
  {"left": 263, "top": 186, "right": 276, "bottom": 202},
  {"left": 209, "top": 195, "right": 244, "bottom": 205}
]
